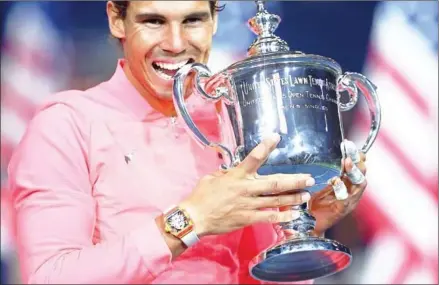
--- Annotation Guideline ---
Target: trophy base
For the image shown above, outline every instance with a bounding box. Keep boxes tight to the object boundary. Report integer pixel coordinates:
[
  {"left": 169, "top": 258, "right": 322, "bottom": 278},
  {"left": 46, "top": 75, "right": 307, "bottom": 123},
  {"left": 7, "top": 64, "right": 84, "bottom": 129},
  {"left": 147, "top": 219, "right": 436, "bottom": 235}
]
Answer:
[{"left": 249, "top": 236, "right": 352, "bottom": 282}]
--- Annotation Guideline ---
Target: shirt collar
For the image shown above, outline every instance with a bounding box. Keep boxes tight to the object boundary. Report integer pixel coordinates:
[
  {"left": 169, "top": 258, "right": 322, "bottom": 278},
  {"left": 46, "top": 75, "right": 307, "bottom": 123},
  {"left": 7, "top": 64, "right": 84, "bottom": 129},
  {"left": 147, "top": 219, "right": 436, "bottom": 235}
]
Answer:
[
  {"left": 105, "top": 59, "right": 164, "bottom": 122},
  {"left": 105, "top": 59, "right": 220, "bottom": 123}
]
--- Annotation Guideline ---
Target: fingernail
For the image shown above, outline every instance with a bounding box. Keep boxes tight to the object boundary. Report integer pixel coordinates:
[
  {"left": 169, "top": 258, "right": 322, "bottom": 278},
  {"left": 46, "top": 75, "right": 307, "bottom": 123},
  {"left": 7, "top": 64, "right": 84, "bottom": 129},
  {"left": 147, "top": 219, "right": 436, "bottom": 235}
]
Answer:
[
  {"left": 342, "top": 140, "right": 360, "bottom": 163},
  {"left": 346, "top": 157, "right": 353, "bottom": 168},
  {"left": 272, "top": 133, "right": 281, "bottom": 143},
  {"left": 262, "top": 133, "right": 279, "bottom": 140},
  {"left": 291, "top": 211, "right": 301, "bottom": 220},
  {"left": 346, "top": 164, "right": 366, "bottom": 185},
  {"left": 332, "top": 178, "right": 348, "bottom": 200},
  {"left": 301, "top": 192, "right": 311, "bottom": 201},
  {"left": 305, "top": 177, "right": 315, "bottom": 187}
]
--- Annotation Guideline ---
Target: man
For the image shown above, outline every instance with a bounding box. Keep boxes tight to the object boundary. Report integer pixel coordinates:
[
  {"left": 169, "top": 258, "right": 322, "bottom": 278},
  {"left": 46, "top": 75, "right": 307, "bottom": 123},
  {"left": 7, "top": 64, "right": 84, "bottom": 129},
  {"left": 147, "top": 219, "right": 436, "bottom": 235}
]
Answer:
[{"left": 8, "top": 1, "right": 367, "bottom": 284}]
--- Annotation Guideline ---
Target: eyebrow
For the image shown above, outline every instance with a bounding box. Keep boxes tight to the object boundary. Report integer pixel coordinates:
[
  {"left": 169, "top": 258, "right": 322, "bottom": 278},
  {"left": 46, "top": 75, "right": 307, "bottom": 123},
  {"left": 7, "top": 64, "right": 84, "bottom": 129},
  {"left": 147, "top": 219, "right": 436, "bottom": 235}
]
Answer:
[
  {"left": 135, "top": 11, "right": 211, "bottom": 22},
  {"left": 184, "top": 12, "right": 211, "bottom": 20}
]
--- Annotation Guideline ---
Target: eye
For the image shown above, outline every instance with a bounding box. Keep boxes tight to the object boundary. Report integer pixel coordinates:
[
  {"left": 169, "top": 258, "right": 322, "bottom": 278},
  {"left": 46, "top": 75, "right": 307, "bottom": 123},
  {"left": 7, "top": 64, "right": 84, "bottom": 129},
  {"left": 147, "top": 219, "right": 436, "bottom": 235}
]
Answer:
[
  {"left": 184, "top": 17, "right": 202, "bottom": 25},
  {"left": 143, "top": 18, "right": 165, "bottom": 27}
]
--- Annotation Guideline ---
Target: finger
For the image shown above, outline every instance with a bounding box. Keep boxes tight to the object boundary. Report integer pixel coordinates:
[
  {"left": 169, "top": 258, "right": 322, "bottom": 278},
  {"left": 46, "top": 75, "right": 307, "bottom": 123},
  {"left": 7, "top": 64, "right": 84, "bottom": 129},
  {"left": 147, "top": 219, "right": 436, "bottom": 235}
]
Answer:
[
  {"left": 328, "top": 177, "right": 349, "bottom": 200},
  {"left": 250, "top": 209, "right": 301, "bottom": 224},
  {"left": 341, "top": 139, "right": 361, "bottom": 164},
  {"left": 345, "top": 162, "right": 366, "bottom": 186},
  {"left": 238, "top": 175, "right": 315, "bottom": 196},
  {"left": 256, "top": 173, "right": 311, "bottom": 180},
  {"left": 344, "top": 155, "right": 367, "bottom": 175},
  {"left": 249, "top": 191, "right": 311, "bottom": 209},
  {"left": 359, "top": 151, "right": 366, "bottom": 163},
  {"left": 237, "top": 133, "right": 280, "bottom": 175}
]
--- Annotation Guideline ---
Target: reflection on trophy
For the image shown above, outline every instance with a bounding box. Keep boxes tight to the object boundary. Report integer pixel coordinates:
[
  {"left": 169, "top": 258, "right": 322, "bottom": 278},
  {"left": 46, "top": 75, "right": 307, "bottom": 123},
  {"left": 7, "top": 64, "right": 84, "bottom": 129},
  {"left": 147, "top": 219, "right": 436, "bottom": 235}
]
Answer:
[{"left": 173, "top": 0, "right": 381, "bottom": 282}]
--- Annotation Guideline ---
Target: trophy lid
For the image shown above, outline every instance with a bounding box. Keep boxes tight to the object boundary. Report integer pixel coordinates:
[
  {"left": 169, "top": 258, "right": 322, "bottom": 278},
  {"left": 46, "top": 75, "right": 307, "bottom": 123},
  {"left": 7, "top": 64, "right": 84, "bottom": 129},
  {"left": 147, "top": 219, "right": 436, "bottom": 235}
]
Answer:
[
  {"left": 225, "top": 1, "right": 342, "bottom": 75},
  {"left": 247, "top": 0, "right": 290, "bottom": 56}
]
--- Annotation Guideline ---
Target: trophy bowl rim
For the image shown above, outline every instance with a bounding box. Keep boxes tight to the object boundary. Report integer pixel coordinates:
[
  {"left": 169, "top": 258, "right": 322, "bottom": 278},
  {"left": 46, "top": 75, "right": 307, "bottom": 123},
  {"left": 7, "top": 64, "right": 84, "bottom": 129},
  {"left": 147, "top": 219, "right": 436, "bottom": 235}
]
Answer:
[{"left": 223, "top": 51, "right": 343, "bottom": 76}]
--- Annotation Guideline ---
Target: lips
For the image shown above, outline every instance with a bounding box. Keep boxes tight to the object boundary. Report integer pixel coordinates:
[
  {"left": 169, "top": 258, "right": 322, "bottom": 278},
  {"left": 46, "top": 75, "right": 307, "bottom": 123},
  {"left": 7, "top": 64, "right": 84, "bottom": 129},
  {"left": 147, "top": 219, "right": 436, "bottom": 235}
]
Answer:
[{"left": 152, "top": 58, "right": 194, "bottom": 80}]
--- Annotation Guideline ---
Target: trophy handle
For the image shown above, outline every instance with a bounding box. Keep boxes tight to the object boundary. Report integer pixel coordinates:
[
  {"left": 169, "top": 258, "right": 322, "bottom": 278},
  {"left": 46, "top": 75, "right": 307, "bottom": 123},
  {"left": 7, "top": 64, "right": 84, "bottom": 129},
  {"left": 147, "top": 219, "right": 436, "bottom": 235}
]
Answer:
[
  {"left": 337, "top": 72, "right": 382, "bottom": 153},
  {"left": 173, "top": 62, "right": 237, "bottom": 169}
]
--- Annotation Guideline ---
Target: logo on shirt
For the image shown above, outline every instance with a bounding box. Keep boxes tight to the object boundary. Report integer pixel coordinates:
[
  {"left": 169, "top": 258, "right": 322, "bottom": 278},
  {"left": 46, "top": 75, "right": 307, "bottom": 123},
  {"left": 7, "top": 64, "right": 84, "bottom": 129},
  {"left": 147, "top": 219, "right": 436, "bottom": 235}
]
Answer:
[{"left": 124, "top": 151, "right": 135, "bottom": 164}]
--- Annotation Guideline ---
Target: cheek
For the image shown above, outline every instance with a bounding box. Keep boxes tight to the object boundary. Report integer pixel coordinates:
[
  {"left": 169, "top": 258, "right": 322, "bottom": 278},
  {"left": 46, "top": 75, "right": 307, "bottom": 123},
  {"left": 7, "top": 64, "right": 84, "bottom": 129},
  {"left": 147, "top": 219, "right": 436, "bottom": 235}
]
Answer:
[
  {"left": 188, "top": 28, "right": 213, "bottom": 52},
  {"left": 125, "top": 27, "right": 156, "bottom": 59}
]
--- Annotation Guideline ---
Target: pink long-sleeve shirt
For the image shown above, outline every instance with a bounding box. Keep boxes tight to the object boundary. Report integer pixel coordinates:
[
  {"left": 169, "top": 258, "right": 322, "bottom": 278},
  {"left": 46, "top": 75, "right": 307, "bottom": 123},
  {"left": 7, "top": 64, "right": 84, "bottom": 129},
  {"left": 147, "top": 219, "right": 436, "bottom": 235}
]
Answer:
[{"left": 8, "top": 60, "right": 313, "bottom": 284}]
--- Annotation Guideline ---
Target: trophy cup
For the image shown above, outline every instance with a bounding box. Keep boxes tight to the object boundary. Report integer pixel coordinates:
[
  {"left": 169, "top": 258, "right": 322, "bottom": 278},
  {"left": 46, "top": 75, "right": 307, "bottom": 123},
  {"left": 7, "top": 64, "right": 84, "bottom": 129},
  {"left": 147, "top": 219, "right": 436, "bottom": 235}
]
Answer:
[{"left": 173, "top": 0, "right": 381, "bottom": 282}]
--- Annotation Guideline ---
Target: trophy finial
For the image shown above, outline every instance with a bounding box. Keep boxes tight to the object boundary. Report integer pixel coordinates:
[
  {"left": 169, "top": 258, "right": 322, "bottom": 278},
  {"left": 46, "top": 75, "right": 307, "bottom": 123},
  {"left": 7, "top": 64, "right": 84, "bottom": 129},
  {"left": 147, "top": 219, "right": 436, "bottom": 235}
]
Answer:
[
  {"left": 247, "top": 0, "right": 290, "bottom": 56},
  {"left": 256, "top": 0, "right": 266, "bottom": 12}
]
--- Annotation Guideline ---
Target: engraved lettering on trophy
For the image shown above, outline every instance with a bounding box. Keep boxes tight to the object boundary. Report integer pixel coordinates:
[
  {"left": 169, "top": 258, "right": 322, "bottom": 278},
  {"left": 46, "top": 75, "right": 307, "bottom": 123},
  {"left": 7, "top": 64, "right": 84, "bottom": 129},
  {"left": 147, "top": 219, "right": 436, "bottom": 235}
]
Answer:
[
  {"left": 325, "top": 93, "right": 338, "bottom": 104},
  {"left": 240, "top": 80, "right": 268, "bottom": 97},
  {"left": 326, "top": 78, "right": 336, "bottom": 91},
  {"left": 239, "top": 74, "right": 339, "bottom": 110},
  {"left": 242, "top": 96, "right": 264, "bottom": 107},
  {"left": 282, "top": 104, "right": 302, "bottom": 110},
  {"left": 305, "top": 91, "right": 325, "bottom": 100},
  {"left": 308, "top": 75, "right": 323, "bottom": 89},
  {"left": 290, "top": 76, "right": 309, "bottom": 86},
  {"left": 280, "top": 77, "right": 289, "bottom": 86},
  {"left": 240, "top": 75, "right": 336, "bottom": 96},
  {"left": 304, "top": 104, "right": 328, "bottom": 111},
  {"left": 287, "top": 91, "right": 305, "bottom": 98}
]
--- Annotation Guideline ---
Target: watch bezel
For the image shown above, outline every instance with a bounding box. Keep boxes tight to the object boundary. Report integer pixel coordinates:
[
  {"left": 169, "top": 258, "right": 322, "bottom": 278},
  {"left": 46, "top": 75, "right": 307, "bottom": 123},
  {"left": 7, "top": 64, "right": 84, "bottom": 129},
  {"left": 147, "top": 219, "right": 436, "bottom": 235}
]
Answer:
[{"left": 164, "top": 207, "right": 194, "bottom": 238}]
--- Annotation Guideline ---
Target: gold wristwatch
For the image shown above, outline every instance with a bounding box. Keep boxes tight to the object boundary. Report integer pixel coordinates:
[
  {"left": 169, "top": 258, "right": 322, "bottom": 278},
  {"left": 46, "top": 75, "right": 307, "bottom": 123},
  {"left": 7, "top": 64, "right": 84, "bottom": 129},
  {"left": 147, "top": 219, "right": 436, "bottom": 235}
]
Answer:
[{"left": 163, "top": 206, "right": 200, "bottom": 247}]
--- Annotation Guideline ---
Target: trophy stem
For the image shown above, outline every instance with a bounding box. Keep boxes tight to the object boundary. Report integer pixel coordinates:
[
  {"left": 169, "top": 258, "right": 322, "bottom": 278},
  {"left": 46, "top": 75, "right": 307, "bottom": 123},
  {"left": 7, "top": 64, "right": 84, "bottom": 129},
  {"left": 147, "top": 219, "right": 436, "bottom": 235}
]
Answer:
[{"left": 280, "top": 202, "right": 316, "bottom": 239}]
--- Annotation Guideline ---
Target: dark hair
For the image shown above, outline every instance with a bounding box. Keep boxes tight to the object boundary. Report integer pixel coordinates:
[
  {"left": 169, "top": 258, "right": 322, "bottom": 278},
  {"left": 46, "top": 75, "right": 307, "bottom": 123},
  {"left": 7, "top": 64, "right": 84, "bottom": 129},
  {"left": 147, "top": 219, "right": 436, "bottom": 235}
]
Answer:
[{"left": 111, "top": 1, "right": 225, "bottom": 19}]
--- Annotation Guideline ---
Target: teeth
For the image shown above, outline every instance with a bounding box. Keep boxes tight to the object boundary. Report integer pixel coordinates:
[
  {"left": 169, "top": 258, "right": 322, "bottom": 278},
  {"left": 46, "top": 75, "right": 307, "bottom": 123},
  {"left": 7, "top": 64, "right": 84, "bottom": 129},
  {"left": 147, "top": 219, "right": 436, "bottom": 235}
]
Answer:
[
  {"left": 156, "top": 69, "right": 173, "bottom": 80},
  {"left": 155, "top": 60, "right": 189, "bottom": 70}
]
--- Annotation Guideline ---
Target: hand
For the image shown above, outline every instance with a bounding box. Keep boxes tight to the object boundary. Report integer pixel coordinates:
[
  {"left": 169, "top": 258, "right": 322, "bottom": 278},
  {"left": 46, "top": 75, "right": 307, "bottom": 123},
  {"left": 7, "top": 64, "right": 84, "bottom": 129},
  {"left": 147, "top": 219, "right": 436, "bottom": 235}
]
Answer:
[
  {"left": 308, "top": 140, "right": 368, "bottom": 236},
  {"left": 180, "top": 134, "right": 316, "bottom": 237}
]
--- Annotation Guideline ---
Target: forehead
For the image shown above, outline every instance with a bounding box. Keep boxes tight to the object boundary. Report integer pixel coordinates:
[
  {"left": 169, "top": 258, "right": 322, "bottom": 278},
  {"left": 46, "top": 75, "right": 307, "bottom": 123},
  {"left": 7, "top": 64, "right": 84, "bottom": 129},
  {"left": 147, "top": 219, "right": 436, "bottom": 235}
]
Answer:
[{"left": 128, "top": 1, "right": 211, "bottom": 17}]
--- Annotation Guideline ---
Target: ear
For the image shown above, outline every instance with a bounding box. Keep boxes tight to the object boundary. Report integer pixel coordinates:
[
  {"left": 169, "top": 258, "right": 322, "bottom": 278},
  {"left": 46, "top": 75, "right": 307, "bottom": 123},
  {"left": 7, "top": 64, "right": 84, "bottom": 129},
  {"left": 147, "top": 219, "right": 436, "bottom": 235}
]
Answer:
[{"left": 107, "top": 1, "right": 126, "bottom": 40}]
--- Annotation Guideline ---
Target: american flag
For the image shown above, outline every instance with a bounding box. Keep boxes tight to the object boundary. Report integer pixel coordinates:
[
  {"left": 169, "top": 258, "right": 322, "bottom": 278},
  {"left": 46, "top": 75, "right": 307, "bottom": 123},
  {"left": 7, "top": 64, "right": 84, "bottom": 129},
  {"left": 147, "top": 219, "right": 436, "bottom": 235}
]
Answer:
[
  {"left": 1, "top": 2, "right": 72, "bottom": 283},
  {"left": 351, "top": 1, "right": 438, "bottom": 284}
]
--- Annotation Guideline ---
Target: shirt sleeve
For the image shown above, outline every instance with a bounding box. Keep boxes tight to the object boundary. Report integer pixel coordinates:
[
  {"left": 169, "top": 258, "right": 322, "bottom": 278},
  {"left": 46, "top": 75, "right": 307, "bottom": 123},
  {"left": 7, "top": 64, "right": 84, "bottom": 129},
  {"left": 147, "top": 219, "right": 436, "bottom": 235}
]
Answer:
[{"left": 8, "top": 102, "right": 173, "bottom": 284}]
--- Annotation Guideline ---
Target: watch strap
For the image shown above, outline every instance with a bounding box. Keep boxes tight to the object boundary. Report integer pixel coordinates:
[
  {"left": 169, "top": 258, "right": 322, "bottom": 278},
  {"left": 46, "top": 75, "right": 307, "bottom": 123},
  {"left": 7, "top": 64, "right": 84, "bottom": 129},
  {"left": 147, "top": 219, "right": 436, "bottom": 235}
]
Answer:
[{"left": 181, "top": 229, "right": 200, "bottom": 247}]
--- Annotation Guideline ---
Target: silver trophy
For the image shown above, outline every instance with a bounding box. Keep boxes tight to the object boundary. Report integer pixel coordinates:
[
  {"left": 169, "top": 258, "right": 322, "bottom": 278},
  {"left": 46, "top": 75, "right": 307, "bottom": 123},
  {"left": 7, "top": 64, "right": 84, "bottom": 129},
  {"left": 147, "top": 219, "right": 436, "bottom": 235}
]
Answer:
[{"left": 173, "top": 1, "right": 381, "bottom": 282}]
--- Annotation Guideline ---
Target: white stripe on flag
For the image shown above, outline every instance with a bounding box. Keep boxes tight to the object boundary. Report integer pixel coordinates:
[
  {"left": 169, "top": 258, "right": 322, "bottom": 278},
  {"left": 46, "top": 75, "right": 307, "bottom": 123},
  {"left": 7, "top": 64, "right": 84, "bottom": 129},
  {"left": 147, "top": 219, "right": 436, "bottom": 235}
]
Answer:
[
  {"left": 403, "top": 262, "right": 437, "bottom": 284},
  {"left": 371, "top": 3, "right": 438, "bottom": 112},
  {"left": 359, "top": 68, "right": 438, "bottom": 174},
  {"left": 350, "top": 128, "right": 438, "bottom": 258},
  {"left": 1, "top": 54, "right": 58, "bottom": 105},
  {"left": 359, "top": 232, "right": 408, "bottom": 284},
  {"left": 0, "top": 108, "right": 28, "bottom": 146}
]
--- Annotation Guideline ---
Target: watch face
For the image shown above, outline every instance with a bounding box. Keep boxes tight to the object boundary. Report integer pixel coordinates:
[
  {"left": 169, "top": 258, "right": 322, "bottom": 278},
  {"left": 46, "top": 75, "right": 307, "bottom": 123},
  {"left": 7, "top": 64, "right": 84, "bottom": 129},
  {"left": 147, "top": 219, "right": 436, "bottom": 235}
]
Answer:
[{"left": 167, "top": 211, "right": 189, "bottom": 232}]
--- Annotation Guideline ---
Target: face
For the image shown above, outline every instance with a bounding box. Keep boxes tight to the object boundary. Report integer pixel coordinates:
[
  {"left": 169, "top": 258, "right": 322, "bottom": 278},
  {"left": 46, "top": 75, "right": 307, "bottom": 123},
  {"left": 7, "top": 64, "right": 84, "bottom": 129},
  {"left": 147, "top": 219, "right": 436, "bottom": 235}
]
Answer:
[{"left": 108, "top": 1, "right": 218, "bottom": 101}]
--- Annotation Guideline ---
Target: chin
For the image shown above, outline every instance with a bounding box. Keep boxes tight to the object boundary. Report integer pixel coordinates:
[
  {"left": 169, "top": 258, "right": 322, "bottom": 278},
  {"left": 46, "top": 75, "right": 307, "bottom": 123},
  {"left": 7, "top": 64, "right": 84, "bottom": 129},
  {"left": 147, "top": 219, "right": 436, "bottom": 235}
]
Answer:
[{"left": 155, "top": 91, "right": 174, "bottom": 101}]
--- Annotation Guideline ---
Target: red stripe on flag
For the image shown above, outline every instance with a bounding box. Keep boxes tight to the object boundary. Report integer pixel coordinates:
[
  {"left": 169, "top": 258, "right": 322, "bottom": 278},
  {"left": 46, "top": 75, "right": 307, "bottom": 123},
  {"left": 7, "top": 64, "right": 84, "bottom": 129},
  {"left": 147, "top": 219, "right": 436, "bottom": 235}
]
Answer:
[
  {"left": 355, "top": 194, "right": 438, "bottom": 276},
  {"left": 367, "top": 46, "right": 431, "bottom": 117},
  {"left": 1, "top": 87, "right": 38, "bottom": 123},
  {"left": 355, "top": 112, "right": 438, "bottom": 200},
  {"left": 1, "top": 136, "right": 18, "bottom": 169},
  {"left": 1, "top": 40, "right": 55, "bottom": 75}
]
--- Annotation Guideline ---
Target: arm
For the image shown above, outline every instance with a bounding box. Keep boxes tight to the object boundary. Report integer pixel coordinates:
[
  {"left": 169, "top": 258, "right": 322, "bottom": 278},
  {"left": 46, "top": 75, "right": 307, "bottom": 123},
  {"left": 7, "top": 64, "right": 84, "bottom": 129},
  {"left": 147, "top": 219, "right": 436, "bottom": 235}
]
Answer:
[{"left": 8, "top": 103, "right": 184, "bottom": 284}]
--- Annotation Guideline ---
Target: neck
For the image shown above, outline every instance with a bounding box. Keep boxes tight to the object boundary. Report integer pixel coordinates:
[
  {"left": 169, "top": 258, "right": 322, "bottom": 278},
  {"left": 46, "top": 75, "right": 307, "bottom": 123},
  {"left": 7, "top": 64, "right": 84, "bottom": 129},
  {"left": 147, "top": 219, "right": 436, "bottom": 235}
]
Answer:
[{"left": 122, "top": 61, "right": 178, "bottom": 117}]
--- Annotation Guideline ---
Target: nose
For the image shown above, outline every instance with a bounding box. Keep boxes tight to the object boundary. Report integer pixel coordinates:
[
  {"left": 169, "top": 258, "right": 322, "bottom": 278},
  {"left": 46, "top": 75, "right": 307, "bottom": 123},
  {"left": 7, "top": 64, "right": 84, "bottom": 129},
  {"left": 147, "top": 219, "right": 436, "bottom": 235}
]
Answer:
[{"left": 161, "top": 24, "right": 187, "bottom": 54}]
